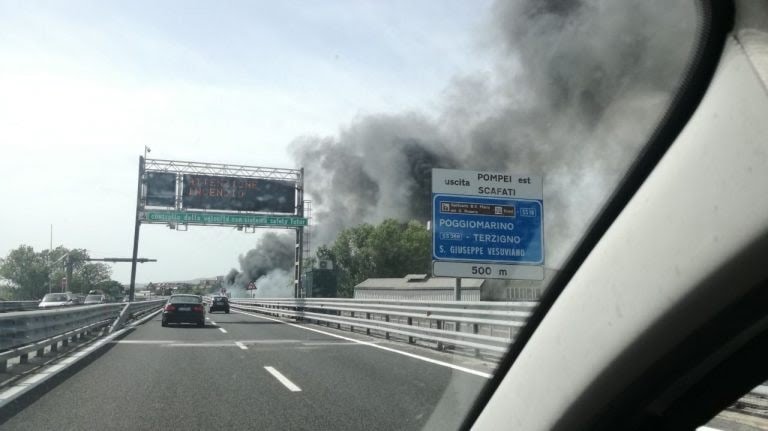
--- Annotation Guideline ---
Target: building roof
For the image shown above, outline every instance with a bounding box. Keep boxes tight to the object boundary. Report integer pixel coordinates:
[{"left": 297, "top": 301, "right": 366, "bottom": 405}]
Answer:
[{"left": 355, "top": 276, "right": 484, "bottom": 290}]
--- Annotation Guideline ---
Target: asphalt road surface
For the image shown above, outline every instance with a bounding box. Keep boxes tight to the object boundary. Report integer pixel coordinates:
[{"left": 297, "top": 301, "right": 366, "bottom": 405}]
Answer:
[
  {"left": 704, "top": 412, "right": 768, "bottom": 431},
  {"left": 0, "top": 309, "right": 493, "bottom": 430}
]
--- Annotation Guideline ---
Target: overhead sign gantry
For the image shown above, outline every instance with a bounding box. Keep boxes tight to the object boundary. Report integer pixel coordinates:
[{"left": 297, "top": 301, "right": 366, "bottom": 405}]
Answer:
[{"left": 128, "top": 157, "right": 306, "bottom": 301}]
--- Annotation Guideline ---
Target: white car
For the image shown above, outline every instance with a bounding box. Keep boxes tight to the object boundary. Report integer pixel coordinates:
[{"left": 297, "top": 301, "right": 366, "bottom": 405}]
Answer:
[
  {"left": 83, "top": 294, "right": 106, "bottom": 305},
  {"left": 38, "top": 293, "right": 76, "bottom": 309}
]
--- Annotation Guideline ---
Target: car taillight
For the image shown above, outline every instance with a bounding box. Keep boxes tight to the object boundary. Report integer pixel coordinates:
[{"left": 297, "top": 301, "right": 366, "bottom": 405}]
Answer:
[
  {"left": 164, "top": 304, "right": 175, "bottom": 311},
  {"left": 193, "top": 305, "right": 203, "bottom": 312}
]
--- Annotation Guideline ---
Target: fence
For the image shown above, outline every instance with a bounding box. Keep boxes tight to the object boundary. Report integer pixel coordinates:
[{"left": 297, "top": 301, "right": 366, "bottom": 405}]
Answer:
[
  {"left": 354, "top": 289, "right": 481, "bottom": 301},
  {"left": 0, "top": 300, "right": 165, "bottom": 371},
  {"left": 229, "top": 298, "right": 537, "bottom": 356},
  {"left": 0, "top": 301, "right": 40, "bottom": 313}
]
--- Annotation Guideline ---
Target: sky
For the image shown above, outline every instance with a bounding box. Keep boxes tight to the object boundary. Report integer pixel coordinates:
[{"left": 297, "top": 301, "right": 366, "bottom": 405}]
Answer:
[{"left": 0, "top": 0, "right": 493, "bottom": 284}]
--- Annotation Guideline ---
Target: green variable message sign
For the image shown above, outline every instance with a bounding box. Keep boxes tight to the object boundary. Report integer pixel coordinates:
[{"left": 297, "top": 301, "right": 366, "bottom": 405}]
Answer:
[{"left": 141, "top": 210, "right": 308, "bottom": 227}]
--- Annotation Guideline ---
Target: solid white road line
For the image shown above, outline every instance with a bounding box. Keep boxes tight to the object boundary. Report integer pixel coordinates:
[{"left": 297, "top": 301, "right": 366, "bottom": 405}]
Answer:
[
  {"left": 235, "top": 341, "right": 248, "bottom": 350},
  {"left": 106, "top": 341, "right": 240, "bottom": 347},
  {"left": 218, "top": 327, "right": 228, "bottom": 334},
  {"left": 111, "top": 340, "right": 175, "bottom": 344},
  {"left": 170, "top": 343, "right": 235, "bottom": 347},
  {"left": 264, "top": 366, "right": 301, "bottom": 392},
  {"left": 233, "top": 310, "right": 493, "bottom": 379},
  {"left": 236, "top": 339, "right": 302, "bottom": 345},
  {"left": 300, "top": 341, "right": 372, "bottom": 347}
]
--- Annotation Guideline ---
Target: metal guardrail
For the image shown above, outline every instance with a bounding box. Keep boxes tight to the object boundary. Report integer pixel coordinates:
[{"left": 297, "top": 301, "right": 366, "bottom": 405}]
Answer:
[
  {"left": 0, "top": 300, "right": 165, "bottom": 371},
  {"left": 0, "top": 301, "right": 40, "bottom": 312},
  {"left": 229, "top": 298, "right": 537, "bottom": 355},
  {"left": 108, "top": 300, "right": 166, "bottom": 333}
]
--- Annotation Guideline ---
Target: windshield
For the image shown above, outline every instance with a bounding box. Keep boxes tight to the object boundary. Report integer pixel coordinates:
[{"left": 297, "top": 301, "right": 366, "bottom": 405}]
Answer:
[
  {"left": 0, "top": 0, "right": 701, "bottom": 429},
  {"left": 169, "top": 296, "right": 202, "bottom": 304},
  {"left": 42, "top": 294, "right": 68, "bottom": 302}
]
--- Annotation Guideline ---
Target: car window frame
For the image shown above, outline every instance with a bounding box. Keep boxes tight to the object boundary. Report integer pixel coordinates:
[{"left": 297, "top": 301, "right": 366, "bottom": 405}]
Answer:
[{"left": 462, "top": 0, "right": 735, "bottom": 428}]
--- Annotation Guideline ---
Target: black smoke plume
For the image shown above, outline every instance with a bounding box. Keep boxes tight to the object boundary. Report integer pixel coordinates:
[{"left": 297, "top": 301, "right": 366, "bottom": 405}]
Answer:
[
  {"left": 226, "top": 0, "right": 695, "bottom": 293},
  {"left": 290, "top": 0, "right": 695, "bottom": 267}
]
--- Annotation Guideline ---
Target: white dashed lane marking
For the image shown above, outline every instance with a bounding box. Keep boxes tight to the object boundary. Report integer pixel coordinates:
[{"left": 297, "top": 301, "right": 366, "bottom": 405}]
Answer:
[
  {"left": 233, "top": 310, "right": 493, "bottom": 379},
  {"left": 264, "top": 366, "right": 301, "bottom": 392}
]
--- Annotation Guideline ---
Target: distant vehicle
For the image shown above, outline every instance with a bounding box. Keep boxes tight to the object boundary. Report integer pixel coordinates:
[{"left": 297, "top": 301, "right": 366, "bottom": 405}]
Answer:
[
  {"left": 209, "top": 296, "right": 230, "bottom": 314},
  {"left": 38, "top": 293, "right": 76, "bottom": 308},
  {"left": 161, "top": 294, "right": 205, "bottom": 327},
  {"left": 84, "top": 294, "right": 106, "bottom": 304},
  {"left": 71, "top": 294, "right": 86, "bottom": 305}
]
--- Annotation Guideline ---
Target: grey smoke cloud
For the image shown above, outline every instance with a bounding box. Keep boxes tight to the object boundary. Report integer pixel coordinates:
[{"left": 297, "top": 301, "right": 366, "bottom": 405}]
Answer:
[
  {"left": 226, "top": 0, "right": 695, "bottom": 290},
  {"left": 291, "top": 0, "right": 695, "bottom": 268},
  {"left": 291, "top": 114, "right": 457, "bottom": 245},
  {"left": 225, "top": 232, "right": 294, "bottom": 297},
  {"left": 253, "top": 269, "right": 292, "bottom": 298}
]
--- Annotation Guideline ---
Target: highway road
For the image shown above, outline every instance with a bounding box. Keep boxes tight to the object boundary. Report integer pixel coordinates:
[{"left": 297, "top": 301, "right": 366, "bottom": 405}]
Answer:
[{"left": 0, "top": 309, "right": 494, "bottom": 430}]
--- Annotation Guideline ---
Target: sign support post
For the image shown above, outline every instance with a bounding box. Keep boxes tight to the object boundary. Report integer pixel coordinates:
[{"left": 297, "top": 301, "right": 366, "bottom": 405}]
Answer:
[
  {"left": 294, "top": 168, "right": 305, "bottom": 298},
  {"left": 65, "top": 257, "right": 73, "bottom": 293},
  {"left": 454, "top": 277, "right": 461, "bottom": 301},
  {"left": 128, "top": 156, "right": 144, "bottom": 302}
]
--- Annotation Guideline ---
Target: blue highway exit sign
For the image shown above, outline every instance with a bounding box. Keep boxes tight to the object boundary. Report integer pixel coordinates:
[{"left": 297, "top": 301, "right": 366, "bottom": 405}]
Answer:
[{"left": 431, "top": 169, "right": 544, "bottom": 280}]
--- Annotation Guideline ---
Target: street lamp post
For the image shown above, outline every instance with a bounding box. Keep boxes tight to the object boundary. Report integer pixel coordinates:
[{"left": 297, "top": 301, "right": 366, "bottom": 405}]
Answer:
[{"left": 49, "top": 251, "right": 71, "bottom": 295}]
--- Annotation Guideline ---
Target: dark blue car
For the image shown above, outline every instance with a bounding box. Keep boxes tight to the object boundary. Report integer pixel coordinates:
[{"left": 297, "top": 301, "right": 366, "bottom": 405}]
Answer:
[
  {"left": 209, "top": 296, "right": 230, "bottom": 314},
  {"left": 161, "top": 294, "right": 205, "bottom": 327}
]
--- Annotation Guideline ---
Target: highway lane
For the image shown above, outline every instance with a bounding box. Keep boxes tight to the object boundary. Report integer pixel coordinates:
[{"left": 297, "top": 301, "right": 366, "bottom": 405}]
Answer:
[{"left": 0, "top": 309, "right": 492, "bottom": 430}]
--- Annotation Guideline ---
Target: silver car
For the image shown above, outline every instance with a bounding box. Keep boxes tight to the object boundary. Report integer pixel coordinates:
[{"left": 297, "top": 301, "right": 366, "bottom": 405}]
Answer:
[{"left": 38, "top": 293, "right": 76, "bottom": 308}]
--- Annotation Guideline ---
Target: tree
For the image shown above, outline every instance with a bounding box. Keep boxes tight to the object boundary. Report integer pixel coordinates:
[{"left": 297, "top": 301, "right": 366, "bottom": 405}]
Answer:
[
  {"left": 0, "top": 275, "right": 20, "bottom": 300},
  {"left": 303, "top": 256, "right": 318, "bottom": 272},
  {"left": 40, "top": 246, "right": 68, "bottom": 292},
  {"left": 95, "top": 280, "right": 124, "bottom": 301},
  {"left": 0, "top": 245, "right": 50, "bottom": 299},
  {"left": 317, "top": 219, "right": 431, "bottom": 297},
  {"left": 1, "top": 245, "right": 121, "bottom": 299},
  {"left": 72, "top": 262, "right": 112, "bottom": 294},
  {"left": 36, "top": 247, "right": 93, "bottom": 292},
  {"left": 400, "top": 220, "right": 432, "bottom": 274},
  {"left": 329, "top": 223, "right": 375, "bottom": 297}
]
